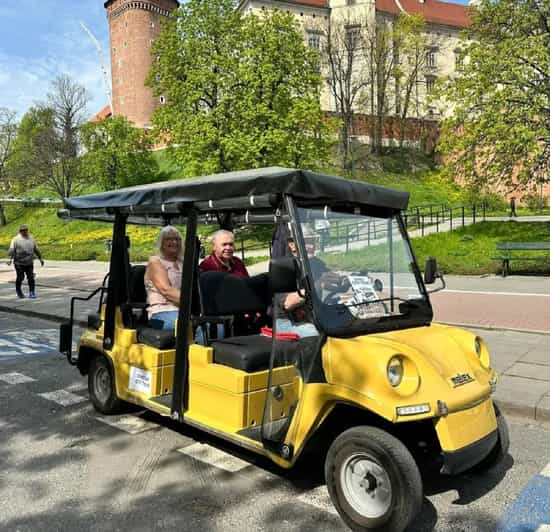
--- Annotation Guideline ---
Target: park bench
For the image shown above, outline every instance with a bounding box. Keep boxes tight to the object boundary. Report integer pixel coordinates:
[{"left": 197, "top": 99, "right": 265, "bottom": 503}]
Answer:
[{"left": 493, "top": 242, "right": 550, "bottom": 277}]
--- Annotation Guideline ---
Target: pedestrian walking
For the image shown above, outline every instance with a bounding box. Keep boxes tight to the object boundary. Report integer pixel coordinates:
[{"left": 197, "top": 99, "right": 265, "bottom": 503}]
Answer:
[
  {"left": 509, "top": 197, "right": 517, "bottom": 218},
  {"left": 8, "top": 224, "right": 44, "bottom": 299}
]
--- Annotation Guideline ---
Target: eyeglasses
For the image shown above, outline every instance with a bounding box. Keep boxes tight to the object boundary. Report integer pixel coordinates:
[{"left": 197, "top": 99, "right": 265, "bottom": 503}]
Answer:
[{"left": 164, "top": 237, "right": 181, "bottom": 242}]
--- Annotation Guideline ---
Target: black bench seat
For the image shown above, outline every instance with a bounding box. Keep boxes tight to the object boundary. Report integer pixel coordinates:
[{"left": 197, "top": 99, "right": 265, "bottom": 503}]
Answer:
[
  {"left": 212, "top": 335, "right": 273, "bottom": 372},
  {"left": 212, "top": 334, "right": 301, "bottom": 373}
]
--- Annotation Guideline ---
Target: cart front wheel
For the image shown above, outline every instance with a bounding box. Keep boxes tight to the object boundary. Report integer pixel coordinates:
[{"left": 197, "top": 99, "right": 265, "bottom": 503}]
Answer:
[
  {"left": 88, "top": 355, "right": 123, "bottom": 414},
  {"left": 326, "top": 426, "right": 422, "bottom": 532}
]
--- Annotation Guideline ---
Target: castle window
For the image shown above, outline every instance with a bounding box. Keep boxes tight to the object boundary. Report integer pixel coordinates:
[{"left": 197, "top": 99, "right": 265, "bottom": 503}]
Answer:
[
  {"left": 307, "top": 31, "right": 321, "bottom": 50},
  {"left": 426, "top": 48, "right": 437, "bottom": 68},
  {"left": 454, "top": 49, "right": 464, "bottom": 70},
  {"left": 345, "top": 25, "right": 361, "bottom": 51},
  {"left": 425, "top": 76, "right": 436, "bottom": 94}
]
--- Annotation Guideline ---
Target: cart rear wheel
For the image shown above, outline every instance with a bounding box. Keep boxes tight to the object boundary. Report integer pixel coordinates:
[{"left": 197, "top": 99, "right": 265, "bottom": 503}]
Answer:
[
  {"left": 325, "top": 426, "right": 422, "bottom": 532},
  {"left": 88, "top": 355, "right": 124, "bottom": 414}
]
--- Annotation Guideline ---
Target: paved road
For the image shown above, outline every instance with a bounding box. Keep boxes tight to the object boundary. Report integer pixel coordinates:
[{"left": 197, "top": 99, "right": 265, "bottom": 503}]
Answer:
[{"left": 1, "top": 313, "right": 549, "bottom": 532}]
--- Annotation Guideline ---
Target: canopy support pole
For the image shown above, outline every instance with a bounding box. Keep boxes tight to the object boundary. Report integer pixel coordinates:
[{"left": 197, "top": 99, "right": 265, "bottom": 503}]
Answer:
[
  {"left": 171, "top": 208, "right": 198, "bottom": 421},
  {"left": 103, "top": 213, "right": 128, "bottom": 350}
]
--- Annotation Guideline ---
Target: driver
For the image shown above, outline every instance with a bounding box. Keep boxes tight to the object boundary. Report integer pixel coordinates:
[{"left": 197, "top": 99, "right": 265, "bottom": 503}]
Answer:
[{"left": 275, "top": 234, "right": 321, "bottom": 338}]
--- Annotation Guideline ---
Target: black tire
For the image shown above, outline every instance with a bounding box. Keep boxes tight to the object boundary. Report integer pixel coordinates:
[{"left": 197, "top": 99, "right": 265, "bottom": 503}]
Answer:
[
  {"left": 472, "top": 403, "right": 510, "bottom": 471},
  {"left": 88, "top": 355, "right": 124, "bottom": 415},
  {"left": 325, "top": 425, "right": 423, "bottom": 532}
]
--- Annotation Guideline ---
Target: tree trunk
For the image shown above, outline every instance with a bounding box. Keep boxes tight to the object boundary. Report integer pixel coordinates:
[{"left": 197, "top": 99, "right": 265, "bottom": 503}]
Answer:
[{"left": 0, "top": 205, "right": 6, "bottom": 226}]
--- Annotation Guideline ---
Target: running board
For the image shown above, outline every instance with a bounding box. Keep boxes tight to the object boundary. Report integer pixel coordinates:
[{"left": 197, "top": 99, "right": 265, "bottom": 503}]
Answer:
[
  {"left": 149, "top": 393, "right": 172, "bottom": 412},
  {"left": 237, "top": 417, "right": 290, "bottom": 442}
]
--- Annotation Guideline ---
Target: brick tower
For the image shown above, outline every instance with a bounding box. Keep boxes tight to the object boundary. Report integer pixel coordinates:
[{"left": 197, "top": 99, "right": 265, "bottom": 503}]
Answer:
[{"left": 104, "top": 0, "right": 179, "bottom": 128}]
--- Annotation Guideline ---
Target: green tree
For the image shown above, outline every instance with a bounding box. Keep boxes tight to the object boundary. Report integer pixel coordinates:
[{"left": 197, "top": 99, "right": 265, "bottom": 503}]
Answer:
[
  {"left": 149, "top": 0, "right": 333, "bottom": 175},
  {"left": 81, "top": 115, "right": 159, "bottom": 189},
  {"left": 8, "top": 106, "right": 57, "bottom": 193},
  {"left": 9, "top": 75, "right": 90, "bottom": 199},
  {"left": 0, "top": 107, "right": 18, "bottom": 225},
  {"left": 437, "top": 0, "right": 550, "bottom": 192}
]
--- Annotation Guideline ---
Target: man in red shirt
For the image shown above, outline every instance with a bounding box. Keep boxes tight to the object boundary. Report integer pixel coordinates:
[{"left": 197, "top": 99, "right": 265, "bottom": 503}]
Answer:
[
  {"left": 199, "top": 229, "right": 249, "bottom": 277},
  {"left": 196, "top": 229, "right": 250, "bottom": 343}
]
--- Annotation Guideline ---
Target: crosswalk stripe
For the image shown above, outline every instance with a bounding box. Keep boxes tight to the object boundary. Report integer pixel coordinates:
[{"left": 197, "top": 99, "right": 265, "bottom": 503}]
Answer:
[
  {"left": 66, "top": 382, "right": 88, "bottom": 392},
  {"left": 176, "top": 443, "right": 250, "bottom": 473},
  {"left": 540, "top": 463, "right": 550, "bottom": 478},
  {"left": 95, "top": 414, "right": 159, "bottom": 435},
  {"left": 296, "top": 485, "right": 338, "bottom": 515},
  {"left": 0, "top": 372, "right": 36, "bottom": 384},
  {"left": 38, "top": 389, "right": 87, "bottom": 406}
]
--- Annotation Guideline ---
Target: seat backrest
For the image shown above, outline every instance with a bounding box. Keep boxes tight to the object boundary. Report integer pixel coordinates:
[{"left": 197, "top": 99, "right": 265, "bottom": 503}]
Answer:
[
  {"left": 199, "top": 272, "right": 271, "bottom": 316},
  {"left": 129, "top": 264, "right": 147, "bottom": 303}
]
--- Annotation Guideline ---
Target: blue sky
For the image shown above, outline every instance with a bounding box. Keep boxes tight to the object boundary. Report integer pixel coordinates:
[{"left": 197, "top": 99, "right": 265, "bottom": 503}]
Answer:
[{"left": 0, "top": 0, "right": 469, "bottom": 119}]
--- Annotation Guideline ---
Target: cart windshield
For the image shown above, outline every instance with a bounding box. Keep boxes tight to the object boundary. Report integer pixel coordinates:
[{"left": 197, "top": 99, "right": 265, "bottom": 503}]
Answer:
[{"left": 296, "top": 206, "right": 431, "bottom": 335}]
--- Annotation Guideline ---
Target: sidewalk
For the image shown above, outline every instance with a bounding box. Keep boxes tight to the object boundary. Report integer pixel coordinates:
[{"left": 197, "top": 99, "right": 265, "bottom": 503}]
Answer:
[{"left": 0, "top": 260, "right": 549, "bottom": 423}]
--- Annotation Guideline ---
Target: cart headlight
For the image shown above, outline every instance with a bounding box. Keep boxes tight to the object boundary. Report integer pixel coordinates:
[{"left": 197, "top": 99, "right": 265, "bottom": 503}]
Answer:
[
  {"left": 387, "top": 356, "right": 404, "bottom": 387},
  {"left": 474, "top": 336, "right": 491, "bottom": 369}
]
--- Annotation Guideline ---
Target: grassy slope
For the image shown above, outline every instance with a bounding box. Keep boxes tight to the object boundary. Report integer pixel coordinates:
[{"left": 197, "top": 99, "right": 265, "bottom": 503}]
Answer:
[
  {"left": 2, "top": 150, "right": 548, "bottom": 273},
  {"left": 412, "top": 221, "right": 550, "bottom": 275}
]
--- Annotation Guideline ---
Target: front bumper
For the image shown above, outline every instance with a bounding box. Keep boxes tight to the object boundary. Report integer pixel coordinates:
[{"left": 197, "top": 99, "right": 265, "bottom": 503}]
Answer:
[{"left": 440, "top": 428, "right": 497, "bottom": 474}]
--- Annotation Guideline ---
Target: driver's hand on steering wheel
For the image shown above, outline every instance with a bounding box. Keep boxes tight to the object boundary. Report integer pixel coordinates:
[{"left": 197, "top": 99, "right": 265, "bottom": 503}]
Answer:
[
  {"left": 320, "top": 271, "right": 349, "bottom": 291},
  {"left": 284, "top": 292, "right": 304, "bottom": 311}
]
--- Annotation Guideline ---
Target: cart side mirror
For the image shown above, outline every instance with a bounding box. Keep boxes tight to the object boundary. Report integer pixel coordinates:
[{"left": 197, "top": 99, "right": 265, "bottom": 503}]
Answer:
[
  {"left": 424, "top": 257, "right": 446, "bottom": 292},
  {"left": 424, "top": 257, "right": 438, "bottom": 284},
  {"left": 269, "top": 257, "right": 299, "bottom": 293}
]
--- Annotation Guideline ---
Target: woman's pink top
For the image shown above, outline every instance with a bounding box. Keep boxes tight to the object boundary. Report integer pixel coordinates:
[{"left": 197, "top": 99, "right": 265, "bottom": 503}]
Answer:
[{"left": 144, "top": 256, "right": 182, "bottom": 318}]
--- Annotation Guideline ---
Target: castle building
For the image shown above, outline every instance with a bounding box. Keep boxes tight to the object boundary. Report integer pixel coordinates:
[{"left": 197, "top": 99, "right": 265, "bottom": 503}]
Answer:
[
  {"left": 102, "top": 0, "right": 468, "bottom": 134},
  {"left": 103, "top": 0, "right": 179, "bottom": 128},
  {"left": 238, "top": 0, "right": 469, "bottom": 126}
]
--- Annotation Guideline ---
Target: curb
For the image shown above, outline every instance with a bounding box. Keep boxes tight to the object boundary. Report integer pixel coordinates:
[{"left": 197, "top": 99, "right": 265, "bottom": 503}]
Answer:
[
  {"left": 0, "top": 305, "right": 87, "bottom": 327},
  {"left": 494, "top": 396, "right": 550, "bottom": 424},
  {"left": 436, "top": 320, "right": 550, "bottom": 336}
]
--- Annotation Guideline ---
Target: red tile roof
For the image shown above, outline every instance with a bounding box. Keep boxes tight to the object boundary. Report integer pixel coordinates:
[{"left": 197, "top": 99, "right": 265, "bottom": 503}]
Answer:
[
  {"left": 281, "top": 0, "right": 329, "bottom": 7},
  {"left": 375, "top": 0, "right": 470, "bottom": 28},
  {"left": 90, "top": 105, "right": 112, "bottom": 123}
]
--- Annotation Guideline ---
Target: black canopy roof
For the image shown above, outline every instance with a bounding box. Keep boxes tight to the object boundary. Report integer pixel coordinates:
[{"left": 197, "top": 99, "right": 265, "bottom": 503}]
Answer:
[{"left": 62, "top": 167, "right": 409, "bottom": 220}]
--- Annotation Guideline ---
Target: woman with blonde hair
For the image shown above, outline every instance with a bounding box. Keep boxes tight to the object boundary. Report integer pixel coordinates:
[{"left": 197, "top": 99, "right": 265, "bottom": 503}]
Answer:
[{"left": 144, "top": 225, "right": 183, "bottom": 331}]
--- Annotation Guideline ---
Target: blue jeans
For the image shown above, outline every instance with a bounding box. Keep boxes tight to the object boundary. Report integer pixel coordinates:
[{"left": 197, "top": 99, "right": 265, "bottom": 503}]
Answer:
[
  {"left": 151, "top": 311, "right": 178, "bottom": 332},
  {"left": 195, "top": 323, "right": 225, "bottom": 345},
  {"left": 275, "top": 318, "right": 319, "bottom": 338}
]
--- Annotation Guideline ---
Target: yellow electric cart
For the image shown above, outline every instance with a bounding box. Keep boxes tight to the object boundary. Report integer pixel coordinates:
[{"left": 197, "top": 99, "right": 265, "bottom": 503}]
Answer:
[{"left": 59, "top": 167, "right": 508, "bottom": 532}]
